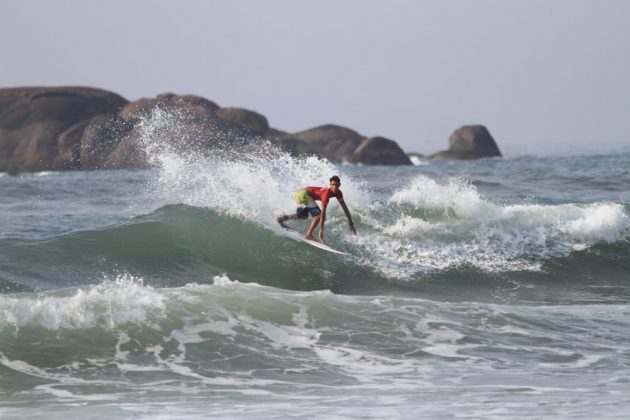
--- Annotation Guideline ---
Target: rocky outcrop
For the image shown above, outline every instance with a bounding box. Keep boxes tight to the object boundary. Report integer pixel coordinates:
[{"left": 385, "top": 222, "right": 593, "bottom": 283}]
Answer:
[
  {"left": 430, "top": 125, "right": 501, "bottom": 159},
  {"left": 114, "top": 94, "right": 250, "bottom": 169},
  {"left": 77, "top": 115, "right": 133, "bottom": 169},
  {"left": 347, "top": 137, "right": 412, "bottom": 165},
  {"left": 215, "top": 107, "right": 269, "bottom": 136},
  {"left": 0, "top": 88, "right": 265, "bottom": 172},
  {"left": 0, "top": 86, "right": 416, "bottom": 172},
  {"left": 0, "top": 87, "right": 128, "bottom": 172},
  {"left": 274, "top": 125, "right": 412, "bottom": 165},
  {"left": 119, "top": 93, "right": 219, "bottom": 122},
  {"left": 291, "top": 125, "right": 365, "bottom": 163}
]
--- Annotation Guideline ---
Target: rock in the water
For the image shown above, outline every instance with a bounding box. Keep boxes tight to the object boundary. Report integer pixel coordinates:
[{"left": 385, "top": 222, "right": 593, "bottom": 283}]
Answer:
[
  {"left": 78, "top": 115, "right": 133, "bottom": 169},
  {"left": 113, "top": 94, "right": 266, "bottom": 168},
  {"left": 266, "top": 128, "right": 289, "bottom": 140},
  {"left": 215, "top": 107, "right": 269, "bottom": 136},
  {"left": 0, "top": 87, "right": 128, "bottom": 172},
  {"left": 348, "top": 136, "right": 412, "bottom": 165},
  {"left": 292, "top": 124, "right": 365, "bottom": 163},
  {"left": 119, "top": 93, "right": 219, "bottom": 122},
  {"left": 0, "top": 86, "right": 419, "bottom": 171},
  {"left": 430, "top": 125, "right": 501, "bottom": 159},
  {"left": 275, "top": 125, "right": 412, "bottom": 165}
]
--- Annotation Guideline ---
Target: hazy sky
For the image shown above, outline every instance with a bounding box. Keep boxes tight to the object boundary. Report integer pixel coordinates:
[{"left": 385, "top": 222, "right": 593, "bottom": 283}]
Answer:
[{"left": 2, "top": 0, "right": 629, "bottom": 156}]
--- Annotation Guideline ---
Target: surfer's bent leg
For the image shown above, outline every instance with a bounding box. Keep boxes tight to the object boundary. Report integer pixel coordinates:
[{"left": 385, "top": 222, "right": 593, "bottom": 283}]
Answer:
[{"left": 304, "top": 208, "right": 321, "bottom": 240}]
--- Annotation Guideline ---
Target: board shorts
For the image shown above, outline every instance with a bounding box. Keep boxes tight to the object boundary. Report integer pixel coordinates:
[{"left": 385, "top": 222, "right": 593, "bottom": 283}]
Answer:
[{"left": 293, "top": 188, "right": 321, "bottom": 219}]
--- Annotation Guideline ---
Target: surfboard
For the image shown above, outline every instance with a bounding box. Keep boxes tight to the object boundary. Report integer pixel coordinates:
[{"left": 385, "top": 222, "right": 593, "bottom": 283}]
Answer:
[{"left": 282, "top": 227, "right": 350, "bottom": 256}]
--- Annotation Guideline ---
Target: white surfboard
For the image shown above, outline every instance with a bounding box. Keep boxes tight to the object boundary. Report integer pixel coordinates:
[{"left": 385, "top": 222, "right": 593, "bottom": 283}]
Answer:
[{"left": 282, "top": 227, "right": 350, "bottom": 256}]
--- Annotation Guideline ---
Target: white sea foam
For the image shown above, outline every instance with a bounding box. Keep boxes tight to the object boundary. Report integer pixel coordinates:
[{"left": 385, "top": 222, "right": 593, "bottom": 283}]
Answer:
[
  {"left": 390, "top": 175, "right": 489, "bottom": 218},
  {"left": 211, "top": 273, "right": 240, "bottom": 287},
  {"left": 562, "top": 201, "right": 629, "bottom": 242},
  {"left": 0, "top": 274, "right": 166, "bottom": 331},
  {"left": 382, "top": 215, "right": 441, "bottom": 237},
  {"left": 409, "top": 155, "right": 428, "bottom": 166},
  {"left": 389, "top": 175, "right": 630, "bottom": 243},
  {"left": 348, "top": 174, "right": 630, "bottom": 276}
]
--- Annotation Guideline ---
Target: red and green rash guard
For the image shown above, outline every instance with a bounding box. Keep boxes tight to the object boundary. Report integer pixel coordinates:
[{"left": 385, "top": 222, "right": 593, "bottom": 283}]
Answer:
[{"left": 305, "top": 186, "right": 343, "bottom": 210}]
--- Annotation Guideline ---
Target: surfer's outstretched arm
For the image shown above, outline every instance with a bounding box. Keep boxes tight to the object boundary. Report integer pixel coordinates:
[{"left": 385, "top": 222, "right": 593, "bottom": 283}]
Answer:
[{"left": 339, "top": 200, "right": 356, "bottom": 234}]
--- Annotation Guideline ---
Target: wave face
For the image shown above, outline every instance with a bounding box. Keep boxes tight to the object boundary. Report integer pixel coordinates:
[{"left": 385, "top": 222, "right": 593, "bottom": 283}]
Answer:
[
  {"left": 0, "top": 204, "right": 385, "bottom": 294},
  {"left": 1, "top": 200, "right": 629, "bottom": 302}
]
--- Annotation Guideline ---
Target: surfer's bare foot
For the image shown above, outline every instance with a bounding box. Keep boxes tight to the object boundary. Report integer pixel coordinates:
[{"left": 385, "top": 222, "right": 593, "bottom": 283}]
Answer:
[{"left": 304, "top": 234, "right": 315, "bottom": 241}]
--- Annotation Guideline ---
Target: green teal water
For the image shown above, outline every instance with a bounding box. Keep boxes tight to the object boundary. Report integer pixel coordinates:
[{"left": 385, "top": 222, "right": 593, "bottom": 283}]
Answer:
[{"left": 1, "top": 152, "right": 629, "bottom": 418}]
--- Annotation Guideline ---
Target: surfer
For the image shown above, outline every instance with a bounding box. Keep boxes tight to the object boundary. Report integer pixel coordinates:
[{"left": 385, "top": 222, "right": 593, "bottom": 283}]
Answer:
[{"left": 277, "top": 175, "right": 356, "bottom": 243}]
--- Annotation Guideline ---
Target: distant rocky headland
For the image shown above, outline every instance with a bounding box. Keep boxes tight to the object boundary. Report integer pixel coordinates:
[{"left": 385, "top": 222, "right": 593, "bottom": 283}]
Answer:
[{"left": 0, "top": 86, "right": 501, "bottom": 173}]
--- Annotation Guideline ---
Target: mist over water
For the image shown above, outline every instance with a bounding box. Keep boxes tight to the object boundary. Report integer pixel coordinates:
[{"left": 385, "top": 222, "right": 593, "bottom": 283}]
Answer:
[{"left": 1, "top": 109, "right": 630, "bottom": 418}]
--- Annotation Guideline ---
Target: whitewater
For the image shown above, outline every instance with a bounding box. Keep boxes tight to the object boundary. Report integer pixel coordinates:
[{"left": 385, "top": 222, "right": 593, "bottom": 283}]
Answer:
[{"left": 1, "top": 111, "right": 630, "bottom": 418}]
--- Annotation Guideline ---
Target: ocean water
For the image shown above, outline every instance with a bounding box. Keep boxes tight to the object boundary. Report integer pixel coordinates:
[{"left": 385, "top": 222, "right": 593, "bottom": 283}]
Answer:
[{"left": 1, "top": 117, "right": 630, "bottom": 418}]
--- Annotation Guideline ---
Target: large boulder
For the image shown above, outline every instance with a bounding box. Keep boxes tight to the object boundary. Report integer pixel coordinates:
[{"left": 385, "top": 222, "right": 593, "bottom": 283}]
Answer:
[
  {"left": 54, "top": 114, "right": 134, "bottom": 170},
  {"left": 54, "top": 119, "right": 93, "bottom": 170},
  {"left": 292, "top": 124, "right": 365, "bottom": 163},
  {"left": 0, "top": 87, "right": 128, "bottom": 172},
  {"left": 263, "top": 128, "right": 297, "bottom": 153},
  {"left": 266, "top": 128, "right": 289, "bottom": 140},
  {"left": 113, "top": 94, "right": 265, "bottom": 168},
  {"left": 119, "top": 93, "right": 219, "bottom": 122},
  {"left": 215, "top": 107, "right": 269, "bottom": 136},
  {"left": 105, "top": 134, "right": 152, "bottom": 169},
  {"left": 430, "top": 125, "right": 501, "bottom": 159},
  {"left": 274, "top": 124, "right": 412, "bottom": 165},
  {"left": 77, "top": 114, "right": 133, "bottom": 169},
  {"left": 347, "top": 136, "right": 412, "bottom": 165},
  {"left": 0, "top": 86, "right": 421, "bottom": 171}
]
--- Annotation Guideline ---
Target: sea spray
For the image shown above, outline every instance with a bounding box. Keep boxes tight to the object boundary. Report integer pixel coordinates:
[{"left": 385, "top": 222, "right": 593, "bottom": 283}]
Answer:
[{"left": 133, "top": 107, "right": 368, "bottom": 228}]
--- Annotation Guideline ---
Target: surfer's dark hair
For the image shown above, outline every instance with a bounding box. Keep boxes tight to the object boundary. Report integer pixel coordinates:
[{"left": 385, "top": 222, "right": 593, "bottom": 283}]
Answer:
[{"left": 330, "top": 175, "right": 341, "bottom": 184}]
